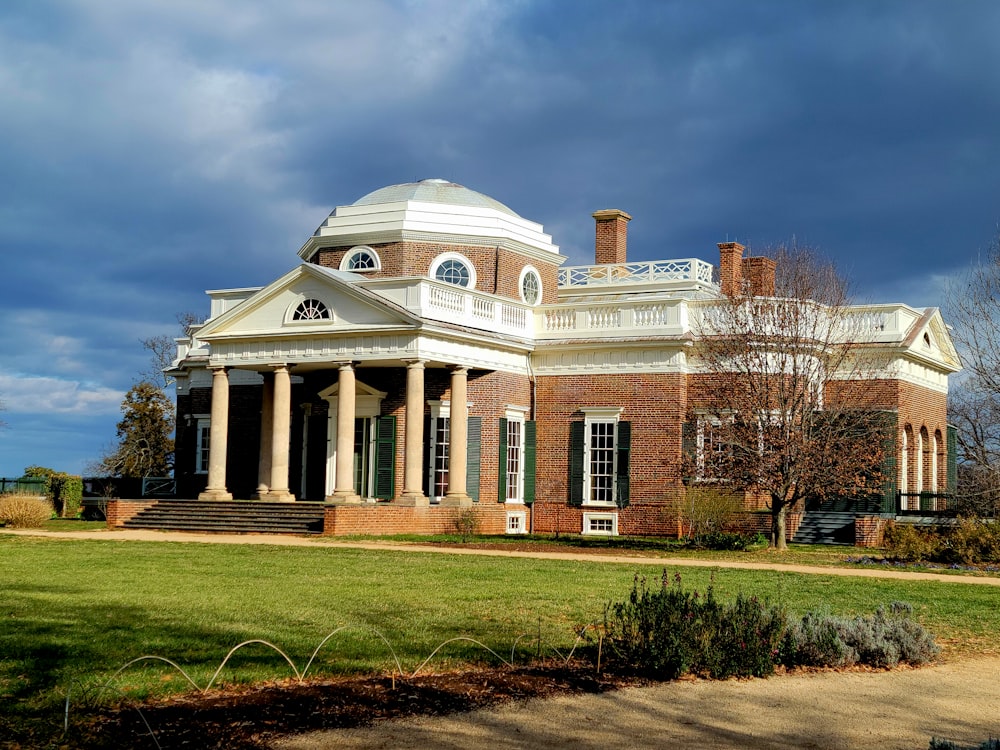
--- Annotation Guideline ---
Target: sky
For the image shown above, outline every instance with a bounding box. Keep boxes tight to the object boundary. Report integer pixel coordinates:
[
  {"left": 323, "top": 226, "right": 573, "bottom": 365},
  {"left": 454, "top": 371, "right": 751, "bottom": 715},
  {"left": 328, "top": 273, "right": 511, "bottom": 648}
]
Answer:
[{"left": 1, "top": 0, "right": 998, "bottom": 477}]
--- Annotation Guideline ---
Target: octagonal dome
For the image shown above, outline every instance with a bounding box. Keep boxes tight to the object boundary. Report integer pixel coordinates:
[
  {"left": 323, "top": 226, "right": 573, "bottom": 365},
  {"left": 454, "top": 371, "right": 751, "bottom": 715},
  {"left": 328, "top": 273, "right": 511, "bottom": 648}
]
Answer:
[{"left": 352, "top": 178, "right": 520, "bottom": 217}]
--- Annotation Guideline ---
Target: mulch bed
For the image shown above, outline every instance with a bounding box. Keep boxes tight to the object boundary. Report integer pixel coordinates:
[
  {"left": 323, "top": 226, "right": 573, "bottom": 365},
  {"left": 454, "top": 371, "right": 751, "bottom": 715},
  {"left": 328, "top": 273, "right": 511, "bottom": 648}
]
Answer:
[{"left": 63, "top": 663, "right": 639, "bottom": 749}]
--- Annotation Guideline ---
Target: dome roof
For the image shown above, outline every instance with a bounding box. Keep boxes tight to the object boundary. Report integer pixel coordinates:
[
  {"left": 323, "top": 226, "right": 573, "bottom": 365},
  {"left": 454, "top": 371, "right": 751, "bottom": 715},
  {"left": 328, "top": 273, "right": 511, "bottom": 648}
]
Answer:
[{"left": 352, "top": 178, "right": 520, "bottom": 218}]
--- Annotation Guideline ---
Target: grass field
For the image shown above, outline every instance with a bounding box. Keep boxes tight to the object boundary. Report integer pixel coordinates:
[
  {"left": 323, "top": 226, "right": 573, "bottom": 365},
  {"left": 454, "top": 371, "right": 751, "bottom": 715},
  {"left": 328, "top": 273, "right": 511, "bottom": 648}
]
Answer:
[{"left": 3, "top": 533, "right": 1000, "bottom": 737}]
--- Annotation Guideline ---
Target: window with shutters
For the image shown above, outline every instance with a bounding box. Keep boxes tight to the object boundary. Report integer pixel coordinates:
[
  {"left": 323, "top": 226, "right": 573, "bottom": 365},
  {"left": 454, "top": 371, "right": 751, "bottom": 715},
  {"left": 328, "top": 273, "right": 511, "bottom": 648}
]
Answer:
[
  {"left": 195, "top": 417, "right": 211, "bottom": 474},
  {"left": 573, "top": 407, "right": 627, "bottom": 507}
]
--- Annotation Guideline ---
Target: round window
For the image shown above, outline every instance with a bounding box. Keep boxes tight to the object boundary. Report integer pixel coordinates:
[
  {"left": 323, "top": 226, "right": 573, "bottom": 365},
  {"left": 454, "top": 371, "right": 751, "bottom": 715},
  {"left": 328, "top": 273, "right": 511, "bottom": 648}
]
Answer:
[
  {"left": 434, "top": 257, "right": 472, "bottom": 287},
  {"left": 519, "top": 267, "right": 542, "bottom": 305}
]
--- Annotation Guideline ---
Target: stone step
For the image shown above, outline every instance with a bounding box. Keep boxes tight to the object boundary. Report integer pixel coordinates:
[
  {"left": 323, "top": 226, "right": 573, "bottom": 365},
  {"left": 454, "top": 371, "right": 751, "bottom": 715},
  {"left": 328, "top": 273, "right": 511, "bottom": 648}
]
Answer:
[
  {"left": 122, "top": 500, "right": 326, "bottom": 535},
  {"left": 792, "top": 512, "right": 856, "bottom": 546}
]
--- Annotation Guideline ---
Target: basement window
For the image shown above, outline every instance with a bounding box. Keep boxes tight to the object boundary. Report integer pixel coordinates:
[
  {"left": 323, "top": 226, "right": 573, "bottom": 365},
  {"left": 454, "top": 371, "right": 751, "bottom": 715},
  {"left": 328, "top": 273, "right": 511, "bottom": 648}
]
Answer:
[{"left": 582, "top": 512, "right": 618, "bottom": 536}]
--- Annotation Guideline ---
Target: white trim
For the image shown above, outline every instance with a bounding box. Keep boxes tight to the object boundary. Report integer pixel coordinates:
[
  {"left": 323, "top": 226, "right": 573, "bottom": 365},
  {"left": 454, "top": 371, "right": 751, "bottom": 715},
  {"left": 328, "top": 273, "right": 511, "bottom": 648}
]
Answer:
[
  {"left": 581, "top": 408, "right": 621, "bottom": 507},
  {"left": 503, "top": 411, "right": 526, "bottom": 504},
  {"left": 195, "top": 418, "right": 211, "bottom": 474},
  {"left": 506, "top": 510, "right": 528, "bottom": 535},
  {"left": 582, "top": 512, "right": 618, "bottom": 536},
  {"left": 429, "top": 251, "right": 477, "bottom": 290},
  {"left": 518, "top": 265, "right": 543, "bottom": 306},
  {"left": 339, "top": 246, "right": 382, "bottom": 272}
]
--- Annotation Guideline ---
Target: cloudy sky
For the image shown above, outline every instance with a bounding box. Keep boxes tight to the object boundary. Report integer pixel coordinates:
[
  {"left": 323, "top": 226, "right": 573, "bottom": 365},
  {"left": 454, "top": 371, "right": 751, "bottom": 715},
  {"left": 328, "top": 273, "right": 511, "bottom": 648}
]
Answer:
[{"left": 1, "top": 0, "right": 998, "bottom": 477}]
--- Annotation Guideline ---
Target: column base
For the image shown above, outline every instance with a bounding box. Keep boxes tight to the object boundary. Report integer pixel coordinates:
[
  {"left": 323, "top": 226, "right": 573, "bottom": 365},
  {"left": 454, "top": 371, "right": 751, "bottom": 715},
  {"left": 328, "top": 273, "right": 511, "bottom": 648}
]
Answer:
[
  {"left": 198, "top": 489, "right": 233, "bottom": 501},
  {"left": 395, "top": 492, "right": 430, "bottom": 507},
  {"left": 260, "top": 490, "right": 296, "bottom": 503},
  {"left": 440, "top": 493, "right": 474, "bottom": 507},
  {"left": 326, "top": 491, "right": 363, "bottom": 505}
]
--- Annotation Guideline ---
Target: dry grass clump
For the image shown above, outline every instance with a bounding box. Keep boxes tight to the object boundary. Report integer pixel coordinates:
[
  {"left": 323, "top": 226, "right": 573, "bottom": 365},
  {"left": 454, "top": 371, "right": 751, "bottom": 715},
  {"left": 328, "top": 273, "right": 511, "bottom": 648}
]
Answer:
[{"left": 0, "top": 493, "right": 53, "bottom": 528}]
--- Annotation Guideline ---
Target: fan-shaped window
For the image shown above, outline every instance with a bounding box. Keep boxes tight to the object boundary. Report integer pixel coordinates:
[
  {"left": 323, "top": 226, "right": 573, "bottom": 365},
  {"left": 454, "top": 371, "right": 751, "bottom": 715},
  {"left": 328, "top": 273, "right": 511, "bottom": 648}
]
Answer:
[
  {"left": 430, "top": 253, "right": 476, "bottom": 289},
  {"left": 519, "top": 266, "right": 542, "bottom": 306},
  {"left": 340, "top": 246, "right": 381, "bottom": 272},
  {"left": 292, "top": 299, "right": 330, "bottom": 320}
]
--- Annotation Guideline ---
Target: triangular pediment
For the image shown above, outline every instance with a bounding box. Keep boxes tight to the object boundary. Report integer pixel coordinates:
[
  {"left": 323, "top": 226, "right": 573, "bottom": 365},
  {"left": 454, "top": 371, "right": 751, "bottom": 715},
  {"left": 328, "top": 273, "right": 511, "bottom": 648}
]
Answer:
[
  {"left": 196, "top": 264, "right": 419, "bottom": 341},
  {"left": 905, "top": 308, "right": 961, "bottom": 372}
]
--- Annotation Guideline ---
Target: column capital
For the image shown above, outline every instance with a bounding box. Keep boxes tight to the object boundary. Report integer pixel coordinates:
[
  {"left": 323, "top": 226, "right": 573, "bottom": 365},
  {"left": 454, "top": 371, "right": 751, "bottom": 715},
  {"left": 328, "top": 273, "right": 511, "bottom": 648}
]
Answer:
[
  {"left": 209, "top": 364, "right": 229, "bottom": 373},
  {"left": 268, "top": 362, "right": 290, "bottom": 373},
  {"left": 403, "top": 358, "right": 427, "bottom": 369},
  {"left": 448, "top": 365, "right": 469, "bottom": 375}
]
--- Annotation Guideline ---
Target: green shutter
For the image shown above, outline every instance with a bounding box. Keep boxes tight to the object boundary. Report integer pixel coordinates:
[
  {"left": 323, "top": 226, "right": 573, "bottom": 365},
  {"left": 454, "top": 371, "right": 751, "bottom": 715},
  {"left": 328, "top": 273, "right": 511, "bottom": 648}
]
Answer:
[
  {"left": 569, "top": 421, "right": 585, "bottom": 507},
  {"left": 616, "top": 421, "right": 631, "bottom": 508},
  {"left": 497, "top": 417, "right": 508, "bottom": 503},
  {"left": 947, "top": 424, "right": 958, "bottom": 496},
  {"left": 524, "top": 420, "right": 537, "bottom": 505},
  {"left": 467, "top": 416, "right": 481, "bottom": 503},
  {"left": 374, "top": 415, "right": 396, "bottom": 500},
  {"left": 879, "top": 411, "right": 899, "bottom": 514},
  {"left": 681, "top": 421, "right": 696, "bottom": 482}
]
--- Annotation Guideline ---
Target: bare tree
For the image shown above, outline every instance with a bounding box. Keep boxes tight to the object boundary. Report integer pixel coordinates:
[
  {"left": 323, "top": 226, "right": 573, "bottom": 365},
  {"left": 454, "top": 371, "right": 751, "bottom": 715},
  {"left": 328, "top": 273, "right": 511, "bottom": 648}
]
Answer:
[
  {"left": 946, "top": 234, "right": 1000, "bottom": 515},
  {"left": 688, "top": 246, "right": 889, "bottom": 549},
  {"left": 140, "top": 311, "right": 204, "bottom": 389}
]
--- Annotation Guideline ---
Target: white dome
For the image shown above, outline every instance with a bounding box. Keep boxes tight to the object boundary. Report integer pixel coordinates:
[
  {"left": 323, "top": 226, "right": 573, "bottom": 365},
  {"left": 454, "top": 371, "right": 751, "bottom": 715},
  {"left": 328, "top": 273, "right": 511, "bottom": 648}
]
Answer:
[{"left": 352, "top": 178, "right": 520, "bottom": 217}]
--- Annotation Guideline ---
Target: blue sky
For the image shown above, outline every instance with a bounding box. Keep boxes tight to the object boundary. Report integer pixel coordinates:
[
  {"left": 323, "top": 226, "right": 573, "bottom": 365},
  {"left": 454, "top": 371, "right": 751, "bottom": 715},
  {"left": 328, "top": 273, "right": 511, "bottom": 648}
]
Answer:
[{"left": 1, "top": 0, "right": 998, "bottom": 477}]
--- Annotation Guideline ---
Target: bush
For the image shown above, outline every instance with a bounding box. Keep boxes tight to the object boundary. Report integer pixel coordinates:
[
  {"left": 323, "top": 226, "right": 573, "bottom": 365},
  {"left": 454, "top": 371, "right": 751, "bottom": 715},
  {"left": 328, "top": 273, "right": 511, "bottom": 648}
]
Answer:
[
  {"left": 782, "top": 602, "right": 939, "bottom": 669},
  {"left": 883, "top": 521, "right": 942, "bottom": 562},
  {"left": 0, "top": 494, "right": 53, "bottom": 528},
  {"left": 603, "top": 572, "right": 784, "bottom": 680},
  {"left": 21, "top": 466, "right": 84, "bottom": 517},
  {"left": 453, "top": 509, "right": 480, "bottom": 542},
  {"left": 942, "top": 518, "right": 1000, "bottom": 565},
  {"left": 695, "top": 531, "right": 768, "bottom": 551}
]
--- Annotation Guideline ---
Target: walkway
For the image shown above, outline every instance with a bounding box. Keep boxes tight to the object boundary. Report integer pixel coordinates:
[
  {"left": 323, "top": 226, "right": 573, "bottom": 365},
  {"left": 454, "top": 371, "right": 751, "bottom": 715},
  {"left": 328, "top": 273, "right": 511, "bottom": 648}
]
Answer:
[{"left": 4, "top": 527, "right": 1000, "bottom": 586}]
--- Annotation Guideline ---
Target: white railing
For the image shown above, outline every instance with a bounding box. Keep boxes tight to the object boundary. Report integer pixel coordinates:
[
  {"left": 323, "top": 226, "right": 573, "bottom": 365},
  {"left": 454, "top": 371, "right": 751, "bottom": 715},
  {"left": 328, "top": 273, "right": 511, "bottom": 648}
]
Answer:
[
  {"left": 420, "top": 281, "right": 530, "bottom": 336},
  {"left": 536, "top": 299, "right": 685, "bottom": 337},
  {"left": 558, "top": 258, "right": 716, "bottom": 289}
]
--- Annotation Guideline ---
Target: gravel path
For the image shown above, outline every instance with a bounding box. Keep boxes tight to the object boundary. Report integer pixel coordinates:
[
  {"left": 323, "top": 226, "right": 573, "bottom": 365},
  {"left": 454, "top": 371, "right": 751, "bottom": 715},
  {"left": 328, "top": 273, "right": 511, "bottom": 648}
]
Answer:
[{"left": 277, "top": 657, "right": 1000, "bottom": 750}]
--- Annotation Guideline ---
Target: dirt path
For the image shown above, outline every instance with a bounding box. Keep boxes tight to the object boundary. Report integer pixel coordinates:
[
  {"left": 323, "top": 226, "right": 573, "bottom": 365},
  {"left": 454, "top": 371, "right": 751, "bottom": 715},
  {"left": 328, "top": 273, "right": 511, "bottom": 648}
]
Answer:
[
  {"left": 5, "top": 527, "right": 1000, "bottom": 586},
  {"left": 277, "top": 657, "right": 1000, "bottom": 750}
]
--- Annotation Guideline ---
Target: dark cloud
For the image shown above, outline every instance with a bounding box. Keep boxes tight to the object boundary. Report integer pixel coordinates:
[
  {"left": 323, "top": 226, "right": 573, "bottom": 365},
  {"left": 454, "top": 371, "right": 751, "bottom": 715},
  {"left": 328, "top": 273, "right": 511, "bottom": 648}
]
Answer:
[{"left": 0, "top": 0, "right": 997, "bottom": 474}]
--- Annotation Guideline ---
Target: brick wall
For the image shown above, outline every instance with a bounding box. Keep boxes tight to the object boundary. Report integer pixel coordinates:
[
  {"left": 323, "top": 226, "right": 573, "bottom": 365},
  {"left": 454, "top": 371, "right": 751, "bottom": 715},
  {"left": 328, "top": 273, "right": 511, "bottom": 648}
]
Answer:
[
  {"left": 854, "top": 515, "right": 889, "bottom": 547},
  {"left": 322, "top": 502, "right": 514, "bottom": 535},
  {"left": 313, "top": 240, "right": 561, "bottom": 304},
  {"left": 105, "top": 499, "right": 158, "bottom": 528}
]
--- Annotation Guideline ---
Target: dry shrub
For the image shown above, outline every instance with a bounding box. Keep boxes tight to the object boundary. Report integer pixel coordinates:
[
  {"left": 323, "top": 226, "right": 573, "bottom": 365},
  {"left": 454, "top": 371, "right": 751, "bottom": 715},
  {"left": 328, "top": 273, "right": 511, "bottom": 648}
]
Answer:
[{"left": 0, "top": 493, "right": 53, "bottom": 528}]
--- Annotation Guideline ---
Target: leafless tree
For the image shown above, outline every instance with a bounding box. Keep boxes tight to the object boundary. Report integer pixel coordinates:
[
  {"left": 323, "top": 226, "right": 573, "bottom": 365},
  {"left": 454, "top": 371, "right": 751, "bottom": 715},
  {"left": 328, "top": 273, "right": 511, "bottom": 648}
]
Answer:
[
  {"left": 688, "top": 246, "right": 889, "bottom": 549},
  {"left": 140, "top": 311, "right": 205, "bottom": 389},
  {"left": 946, "top": 233, "right": 1000, "bottom": 515}
]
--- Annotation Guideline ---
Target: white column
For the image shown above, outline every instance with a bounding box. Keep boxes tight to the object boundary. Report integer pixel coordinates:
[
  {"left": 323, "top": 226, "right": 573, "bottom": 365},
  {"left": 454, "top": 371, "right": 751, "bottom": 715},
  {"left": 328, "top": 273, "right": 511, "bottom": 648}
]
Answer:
[
  {"left": 399, "top": 359, "right": 428, "bottom": 506},
  {"left": 264, "top": 364, "right": 296, "bottom": 502},
  {"left": 331, "top": 362, "right": 361, "bottom": 503},
  {"left": 442, "top": 366, "right": 472, "bottom": 506},
  {"left": 199, "top": 366, "right": 232, "bottom": 500},
  {"left": 254, "top": 372, "right": 274, "bottom": 497}
]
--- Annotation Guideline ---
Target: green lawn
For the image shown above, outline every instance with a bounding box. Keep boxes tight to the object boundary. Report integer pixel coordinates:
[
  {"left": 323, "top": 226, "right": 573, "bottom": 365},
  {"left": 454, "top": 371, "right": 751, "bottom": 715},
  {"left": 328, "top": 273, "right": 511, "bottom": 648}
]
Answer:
[{"left": 2, "top": 534, "right": 999, "bottom": 738}]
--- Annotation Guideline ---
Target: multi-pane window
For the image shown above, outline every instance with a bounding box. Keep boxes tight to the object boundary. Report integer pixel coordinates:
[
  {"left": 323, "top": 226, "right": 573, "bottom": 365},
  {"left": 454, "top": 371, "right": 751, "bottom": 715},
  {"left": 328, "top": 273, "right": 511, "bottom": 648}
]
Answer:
[
  {"left": 519, "top": 267, "right": 542, "bottom": 305},
  {"left": 342, "top": 246, "right": 380, "bottom": 272},
  {"left": 505, "top": 418, "right": 523, "bottom": 502},
  {"left": 195, "top": 419, "right": 211, "bottom": 474},
  {"left": 697, "top": 418, "right": 729, "bottom": 480},
  {"left": 435, "top": 258, "right": 471, "bottom": 286},
  {"left": 292, "top": 298, "right": 330, "bottom": 320},
  {"left": 587, "top": 420, "right": 616, "bottom": 504},
  {"left": 431, "top": 416, "right": 450, "bottom": 501}
]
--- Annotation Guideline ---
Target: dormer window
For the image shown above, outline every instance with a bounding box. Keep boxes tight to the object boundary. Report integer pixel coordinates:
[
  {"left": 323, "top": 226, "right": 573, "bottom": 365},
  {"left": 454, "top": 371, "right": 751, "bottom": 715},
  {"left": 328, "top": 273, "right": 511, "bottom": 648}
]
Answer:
[
  {"left": 340, "top": 246, "right": 381, "bottom": 272},
  {"left": 430, "top": 252, "right": 476, "bottom": 289},
  {"left": 292, "top": 299, "right": 331, "bottom": 320}
]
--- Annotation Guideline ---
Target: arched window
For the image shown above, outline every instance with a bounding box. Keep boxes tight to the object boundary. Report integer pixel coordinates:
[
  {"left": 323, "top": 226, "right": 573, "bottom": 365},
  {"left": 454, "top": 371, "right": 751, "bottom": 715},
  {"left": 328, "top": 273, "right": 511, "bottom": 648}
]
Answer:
[
  {"left": 934, "top": 430, "right": 944, "bottom": 494},
  {"left": 920, "top": 426, "right": 931, "bottom": 492},
  {"left": 519, "top": 266, "right": 542, "bottom": 306},
  {"left": 430, "top": 252, "right": 476, "bottom": 289},
  {"left": 292, "top": 299, "right": 330, "bottom": 321},
  {"left": 901, "top": 426, "right": 910, "bottom": 495},
  {"left": 340, "top": 246, "right": 381, "bottom": 272}
]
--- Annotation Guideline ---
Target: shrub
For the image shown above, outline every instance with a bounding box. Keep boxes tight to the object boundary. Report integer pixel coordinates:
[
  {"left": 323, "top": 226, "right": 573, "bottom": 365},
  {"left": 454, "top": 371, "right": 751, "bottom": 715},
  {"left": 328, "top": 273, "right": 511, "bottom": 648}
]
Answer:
[
  {"left": 883, "top": 521, "right": 942, "bottom": 562},
  {"left": 453, "top": 509, "right": 480, "bottom": 542},
  {"left": 781, "top": 611, "right": 852, "bottom": 667},
  {"left": 782, "top": 602, "right": 939, "bottom": 669},
  {"left": 21, "top": 466, "right": 84, "bottom": 517},
  {"left": 0, "top": 494, "right": 53, "bottom": 528},
  {"left": 603, "top": 572, "right": 784, "bottom": 680},
  {"left": 943, "top": 518, "right": 1000, "bottom": 565}
]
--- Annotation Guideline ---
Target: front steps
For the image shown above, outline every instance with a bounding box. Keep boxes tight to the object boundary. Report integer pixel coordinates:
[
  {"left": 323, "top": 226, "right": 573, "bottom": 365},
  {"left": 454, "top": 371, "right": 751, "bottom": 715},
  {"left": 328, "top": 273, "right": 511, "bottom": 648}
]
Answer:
[
  {"left": 791, "top": 511, "right": 857, "bottom": 545},
  {"left": 122, "top": 500, "right": 325, "bottom": 535}
]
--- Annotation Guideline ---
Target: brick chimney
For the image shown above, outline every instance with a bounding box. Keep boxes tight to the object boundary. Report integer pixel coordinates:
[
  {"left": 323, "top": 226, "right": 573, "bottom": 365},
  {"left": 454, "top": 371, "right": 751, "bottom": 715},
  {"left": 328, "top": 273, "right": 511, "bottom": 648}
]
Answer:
[
  {"left": 718, "top": 241, "right": 745, "bottom": 296},
  {"left": 593, "top": 209, "right": 631, "bottom": 265},
  {"left": 742, "top": 256, "right": 776, "bottom": 297}
]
